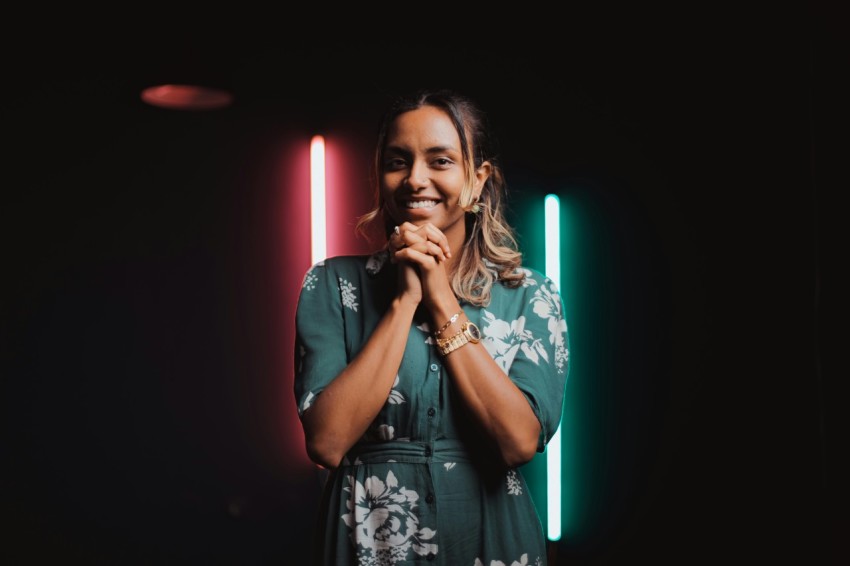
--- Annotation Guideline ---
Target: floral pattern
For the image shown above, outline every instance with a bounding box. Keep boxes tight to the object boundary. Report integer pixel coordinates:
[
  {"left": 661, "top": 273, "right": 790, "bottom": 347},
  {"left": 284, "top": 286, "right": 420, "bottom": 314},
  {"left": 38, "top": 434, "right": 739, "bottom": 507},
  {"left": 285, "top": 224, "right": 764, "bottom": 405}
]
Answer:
[
  {"left": 415, "top": 322, "right": 436, "bottom": 345},
  {"left": 516, "top": 267, "right": 538, "bottom": 287},
  {"left": 302, "top": 269, "right": 318, "bottom": 291},
  {"left": 506, "top": 470, "right": 522, "bottom": 496},
  {"left": 299, "top": 391, "right": 315, "bottom": 416},
  {"left": 339, "top": 277, "right": 359, "bottom": 312},
  {"left": 530, "top": 280, "right": 569, "bottom": 374},
  {"left": 480, "top": 311, "right": 548, "bottom": 372},
  {"left": 365, "top": 250, "right": 389, "bottom": 276},
  {"left": 474, "top": 555, "right": 542, "bottom": 566},
  {"left": 387, "top": 375, "right": 406, "bottom": 405},
  {"left": 294, "top": 255, "right": 568, "bottom": 564},
  {"left": 342, "top": 470, "right": 438, "bottom": 564}
]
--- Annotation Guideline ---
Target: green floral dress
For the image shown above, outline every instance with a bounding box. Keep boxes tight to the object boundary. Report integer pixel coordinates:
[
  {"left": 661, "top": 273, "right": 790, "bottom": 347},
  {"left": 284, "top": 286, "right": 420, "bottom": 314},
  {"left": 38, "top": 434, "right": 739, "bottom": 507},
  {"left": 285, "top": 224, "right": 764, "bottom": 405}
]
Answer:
[{"left": 295, "top": 250, "right": 569, "bottom": 565}]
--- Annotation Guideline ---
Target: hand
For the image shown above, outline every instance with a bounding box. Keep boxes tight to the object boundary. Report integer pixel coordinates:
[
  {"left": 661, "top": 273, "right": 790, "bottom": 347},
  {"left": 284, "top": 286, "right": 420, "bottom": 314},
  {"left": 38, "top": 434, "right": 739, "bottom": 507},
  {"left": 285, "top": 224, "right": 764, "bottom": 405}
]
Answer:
[
  {"left": 390, "top": 223, "right": 454, "bottom": 310},
  {"left": 388, "top": 222, "right": 451, "bottom": 264}
]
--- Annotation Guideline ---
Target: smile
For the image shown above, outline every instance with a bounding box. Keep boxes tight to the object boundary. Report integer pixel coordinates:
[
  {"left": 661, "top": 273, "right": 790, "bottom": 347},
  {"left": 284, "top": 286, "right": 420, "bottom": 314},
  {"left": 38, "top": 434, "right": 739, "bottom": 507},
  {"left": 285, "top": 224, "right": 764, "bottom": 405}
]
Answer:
[{"left": 403, "top": 200, "right": 439, "bottom": 209}]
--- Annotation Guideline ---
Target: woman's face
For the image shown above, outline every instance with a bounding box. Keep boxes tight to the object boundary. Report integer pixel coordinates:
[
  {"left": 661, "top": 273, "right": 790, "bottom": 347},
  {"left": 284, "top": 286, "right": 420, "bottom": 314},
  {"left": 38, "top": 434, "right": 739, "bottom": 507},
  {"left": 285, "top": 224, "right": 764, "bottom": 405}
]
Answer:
[{"left": 380, "top": 105, "right": 488, "bottom": 243}]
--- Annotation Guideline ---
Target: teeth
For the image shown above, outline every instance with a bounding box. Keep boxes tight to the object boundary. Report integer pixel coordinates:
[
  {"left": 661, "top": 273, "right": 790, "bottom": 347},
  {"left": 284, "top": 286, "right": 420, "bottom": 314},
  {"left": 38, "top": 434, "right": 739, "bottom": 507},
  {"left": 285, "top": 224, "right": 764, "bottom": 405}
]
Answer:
[{"left": 404, "top": 200, "right": 438, "bottom": 209}]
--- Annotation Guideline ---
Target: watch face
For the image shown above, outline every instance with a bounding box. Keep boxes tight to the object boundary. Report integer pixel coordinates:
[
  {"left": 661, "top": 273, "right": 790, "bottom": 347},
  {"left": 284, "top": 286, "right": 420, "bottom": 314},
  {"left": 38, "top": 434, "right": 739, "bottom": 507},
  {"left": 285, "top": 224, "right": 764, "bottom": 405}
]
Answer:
[{"left": 466, "top": 322, "right": 481, "bottom": 342}]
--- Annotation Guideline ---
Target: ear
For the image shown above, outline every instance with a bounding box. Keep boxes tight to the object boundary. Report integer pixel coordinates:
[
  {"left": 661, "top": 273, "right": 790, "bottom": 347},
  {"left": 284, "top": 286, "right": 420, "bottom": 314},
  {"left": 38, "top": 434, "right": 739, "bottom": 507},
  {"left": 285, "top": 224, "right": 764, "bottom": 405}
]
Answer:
[{"left": 473, "top": 161, "right": 492, "bottom": 200}]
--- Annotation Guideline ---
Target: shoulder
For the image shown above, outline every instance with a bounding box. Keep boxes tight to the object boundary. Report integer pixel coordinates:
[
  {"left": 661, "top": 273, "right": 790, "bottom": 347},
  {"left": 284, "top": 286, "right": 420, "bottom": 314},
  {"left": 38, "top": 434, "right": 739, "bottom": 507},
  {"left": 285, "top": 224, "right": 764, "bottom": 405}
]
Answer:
[
  {"left": 302, "top": 251, "right": 392, "bottom": 292},
  {"left": 487, "top": 265, "right": 564, "bottom": 308},
  {"left": 305, "top": 252, "right": 387, "bottom": 276},
  {"left": 515, "top": 266, "right": 548, "bottom": 287},
  {"left": 493, "top": 264, "right": 552, "bottom": 291}
]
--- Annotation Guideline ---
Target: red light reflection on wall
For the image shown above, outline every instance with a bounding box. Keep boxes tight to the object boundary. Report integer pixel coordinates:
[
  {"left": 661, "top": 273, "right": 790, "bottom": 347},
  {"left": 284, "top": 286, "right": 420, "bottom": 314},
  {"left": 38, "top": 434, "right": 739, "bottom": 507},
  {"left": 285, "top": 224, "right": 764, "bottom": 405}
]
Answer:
[
  {"left": 277, "top": 133, "right": 375, "bottom": 469},
  {"left": 141, "top": 84, "right": 234, "bottom": 110}
]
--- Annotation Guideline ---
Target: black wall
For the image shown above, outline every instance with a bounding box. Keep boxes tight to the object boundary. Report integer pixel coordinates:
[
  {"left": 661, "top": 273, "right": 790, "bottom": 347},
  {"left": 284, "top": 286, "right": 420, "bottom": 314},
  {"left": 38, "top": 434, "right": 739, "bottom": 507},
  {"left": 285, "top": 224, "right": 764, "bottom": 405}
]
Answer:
[{"left": 3, "top": 8, "right": 844, "bottom": 565}]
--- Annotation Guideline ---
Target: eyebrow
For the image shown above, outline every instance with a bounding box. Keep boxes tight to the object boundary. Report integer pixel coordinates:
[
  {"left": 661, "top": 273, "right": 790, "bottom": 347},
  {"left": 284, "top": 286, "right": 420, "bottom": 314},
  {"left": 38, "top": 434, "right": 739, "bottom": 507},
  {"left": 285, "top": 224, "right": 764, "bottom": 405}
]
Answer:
[{"left": 384, "top": 144, "right": 460, "bottom": 155}]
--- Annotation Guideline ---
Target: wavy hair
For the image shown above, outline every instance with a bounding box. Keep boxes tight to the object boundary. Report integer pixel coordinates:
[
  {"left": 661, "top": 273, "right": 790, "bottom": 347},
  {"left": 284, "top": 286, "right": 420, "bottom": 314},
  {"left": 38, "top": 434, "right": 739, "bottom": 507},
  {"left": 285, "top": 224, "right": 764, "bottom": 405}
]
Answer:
[{"left": 356, "top": 89, "right": 524, "bottom": 305}]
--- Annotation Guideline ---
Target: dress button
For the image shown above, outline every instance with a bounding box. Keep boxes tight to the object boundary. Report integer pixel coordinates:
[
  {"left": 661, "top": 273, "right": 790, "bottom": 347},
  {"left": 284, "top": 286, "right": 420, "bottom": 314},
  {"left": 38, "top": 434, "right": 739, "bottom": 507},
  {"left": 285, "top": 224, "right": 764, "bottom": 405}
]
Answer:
[
  {"left": 426, "top": 493, "right": 435, "bottom": 504},
  {"left": 427, "top": 407, "right": 436, "bottom": 417},
  {"left": 429, "top": 363, "right": 439, "bottom": 372},
  {"left": 424, "top": 446, "right": 432, "bottom": 456}
]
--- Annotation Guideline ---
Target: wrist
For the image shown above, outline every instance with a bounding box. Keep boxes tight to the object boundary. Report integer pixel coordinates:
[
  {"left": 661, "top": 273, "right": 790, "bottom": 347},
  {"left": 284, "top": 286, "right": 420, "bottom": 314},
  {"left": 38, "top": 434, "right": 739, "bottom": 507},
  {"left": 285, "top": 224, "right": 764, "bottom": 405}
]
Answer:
[
  {"left": 392, "top": 296, "right": 420, "bottom": 315},
  {"left": 436, "top": 319, "right": 481, "bottom": 356},
  {"left": 428, "top": 298, "right": 463, "bottom": 333}
]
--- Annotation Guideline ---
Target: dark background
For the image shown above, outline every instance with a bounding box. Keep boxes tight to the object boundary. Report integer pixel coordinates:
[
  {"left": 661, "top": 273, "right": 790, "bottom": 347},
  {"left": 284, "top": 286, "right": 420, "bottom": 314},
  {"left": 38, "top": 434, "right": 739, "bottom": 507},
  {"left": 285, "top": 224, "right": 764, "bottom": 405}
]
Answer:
[{"left": 3, "top": 6, "right": 846, "bottom": 565}]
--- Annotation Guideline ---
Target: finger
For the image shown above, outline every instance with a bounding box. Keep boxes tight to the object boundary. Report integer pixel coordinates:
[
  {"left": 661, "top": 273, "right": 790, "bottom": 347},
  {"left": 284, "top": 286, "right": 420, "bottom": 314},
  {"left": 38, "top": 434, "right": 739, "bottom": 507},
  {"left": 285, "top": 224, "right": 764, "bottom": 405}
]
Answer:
[
  {"left": 407, "top": 222, "right": 452, "bottom": 258},
  {"left": 411, "top": 240, "right": 447, "bottom": 262},
  {"left": 394, "top": 246, "right": 440, "bottom": 268},
  {"left": 390, "top": 226, "right": 417, "bottom": 252},
  {"left": 400, "top": 240, "right": 446, "bottom": 263},
  {"left": 395, "top": 223, "right": 426, "bottom": 248}
]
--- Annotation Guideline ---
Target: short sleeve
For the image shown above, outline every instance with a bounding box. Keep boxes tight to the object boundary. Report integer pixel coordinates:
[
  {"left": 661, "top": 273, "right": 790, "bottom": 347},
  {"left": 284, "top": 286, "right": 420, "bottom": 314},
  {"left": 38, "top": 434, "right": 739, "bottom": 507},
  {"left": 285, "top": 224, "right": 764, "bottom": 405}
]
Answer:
[
  {"left": 293, "top": 260, "right": 349, "bottom": 419},
  {"left": 481, "top": 272, "right": 570, "bottom": 452}
]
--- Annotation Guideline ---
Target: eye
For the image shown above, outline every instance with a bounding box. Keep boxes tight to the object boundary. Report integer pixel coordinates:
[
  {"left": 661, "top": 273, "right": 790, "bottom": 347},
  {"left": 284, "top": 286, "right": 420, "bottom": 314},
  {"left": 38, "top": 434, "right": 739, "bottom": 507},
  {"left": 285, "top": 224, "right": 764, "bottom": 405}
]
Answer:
[
  {"left": 433, "top": 158, "right": 454, "bottom": 168},
  {"left": 383, "top": 158, "right": 408, "bottom": 171}
]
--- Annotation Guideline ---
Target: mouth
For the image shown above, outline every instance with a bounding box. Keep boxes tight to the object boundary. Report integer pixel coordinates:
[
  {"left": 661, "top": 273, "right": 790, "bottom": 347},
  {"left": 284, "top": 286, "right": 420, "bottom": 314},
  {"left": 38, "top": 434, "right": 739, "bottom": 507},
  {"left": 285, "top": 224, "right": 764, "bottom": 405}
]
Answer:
[{"left": 400, "top": 199, "right": 440, "bottom": 210}]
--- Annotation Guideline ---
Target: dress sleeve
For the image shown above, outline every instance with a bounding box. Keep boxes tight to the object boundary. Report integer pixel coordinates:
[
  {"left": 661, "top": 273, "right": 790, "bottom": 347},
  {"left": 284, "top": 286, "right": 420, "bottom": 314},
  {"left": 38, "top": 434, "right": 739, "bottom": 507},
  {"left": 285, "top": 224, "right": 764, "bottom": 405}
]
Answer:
[
  {"left": 293, "top": 260, "right": 349, "bottom": 419},
  {"left": 481, "top": 272, "right": 570, "bottom": 452}
]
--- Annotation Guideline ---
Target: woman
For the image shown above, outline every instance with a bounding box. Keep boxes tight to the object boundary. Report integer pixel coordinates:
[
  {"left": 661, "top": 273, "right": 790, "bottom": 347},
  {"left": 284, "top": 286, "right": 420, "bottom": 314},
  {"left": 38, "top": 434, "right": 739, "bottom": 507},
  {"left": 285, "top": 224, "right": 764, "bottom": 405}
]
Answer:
[{"left": 294, "top": 89, "right": 569, "bottom": 565}]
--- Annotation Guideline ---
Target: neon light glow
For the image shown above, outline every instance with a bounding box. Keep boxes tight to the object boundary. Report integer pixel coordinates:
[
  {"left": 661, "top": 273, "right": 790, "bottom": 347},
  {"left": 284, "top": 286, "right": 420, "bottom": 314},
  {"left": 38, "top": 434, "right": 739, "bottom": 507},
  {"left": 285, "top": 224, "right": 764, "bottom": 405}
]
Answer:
[
  {"left": 544, "top": 193, "right": 562, "bottom": 541},
  {"left": 310, "top": 135, "right": 327, "bottom": 265}
]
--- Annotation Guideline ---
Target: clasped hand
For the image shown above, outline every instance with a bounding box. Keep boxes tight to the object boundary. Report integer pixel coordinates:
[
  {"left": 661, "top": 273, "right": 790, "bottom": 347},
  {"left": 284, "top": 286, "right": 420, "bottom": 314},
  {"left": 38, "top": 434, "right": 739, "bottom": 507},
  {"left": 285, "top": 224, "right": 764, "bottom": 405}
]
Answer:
[{"left": 389, "top": 222, "right": 453, "bottom": 307}]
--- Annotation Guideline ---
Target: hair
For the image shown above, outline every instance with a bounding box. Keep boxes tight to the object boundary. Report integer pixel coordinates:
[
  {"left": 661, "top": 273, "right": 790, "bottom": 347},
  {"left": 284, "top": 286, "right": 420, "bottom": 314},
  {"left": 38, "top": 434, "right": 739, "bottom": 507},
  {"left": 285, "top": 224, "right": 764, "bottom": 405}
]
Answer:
[{"left": 355, "top": 89, "right": 524, "bottom": 305}]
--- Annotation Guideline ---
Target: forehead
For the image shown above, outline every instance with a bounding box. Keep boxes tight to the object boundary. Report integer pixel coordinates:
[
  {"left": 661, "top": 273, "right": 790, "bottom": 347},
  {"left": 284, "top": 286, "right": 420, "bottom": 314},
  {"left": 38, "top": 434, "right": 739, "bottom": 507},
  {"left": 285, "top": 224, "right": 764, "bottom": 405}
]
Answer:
[{"left": 385, "top": 106, "right": 461, "bottom": 150}]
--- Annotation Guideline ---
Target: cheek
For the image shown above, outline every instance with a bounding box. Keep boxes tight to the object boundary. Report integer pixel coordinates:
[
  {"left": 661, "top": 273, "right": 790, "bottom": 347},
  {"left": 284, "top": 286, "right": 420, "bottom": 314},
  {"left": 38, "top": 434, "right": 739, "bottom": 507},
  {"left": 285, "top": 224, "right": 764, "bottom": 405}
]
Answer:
[
  {"left": 379, "top": 184, "right": 395, "bottom": 207},
  {"left": 380, "top": 173, "right": 403, "bottom": 195}
]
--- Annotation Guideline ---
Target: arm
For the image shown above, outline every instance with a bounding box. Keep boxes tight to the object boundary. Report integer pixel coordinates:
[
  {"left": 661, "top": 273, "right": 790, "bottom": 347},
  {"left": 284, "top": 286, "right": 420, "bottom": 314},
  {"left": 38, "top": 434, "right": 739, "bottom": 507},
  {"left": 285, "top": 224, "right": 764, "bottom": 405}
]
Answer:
[
  {"left": 431, "top": 300, "right": 542, "bottom": 468},
  {"left": 301, "top": 295, "right": 417, "bottom": 469},
  {"left": 393, "top": 225, "right": 543, "bottom": 468}
]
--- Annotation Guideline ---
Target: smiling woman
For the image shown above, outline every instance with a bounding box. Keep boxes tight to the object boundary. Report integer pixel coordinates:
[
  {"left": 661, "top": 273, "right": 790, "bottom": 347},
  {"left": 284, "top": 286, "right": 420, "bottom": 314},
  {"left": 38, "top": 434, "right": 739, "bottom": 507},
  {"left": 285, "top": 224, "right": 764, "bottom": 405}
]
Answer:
[
  {"left": 378, "top": 105, "right": 482, "bottom": 248},
  {"left": 293, "top": 89, "right": 570, "bottom": 565}
]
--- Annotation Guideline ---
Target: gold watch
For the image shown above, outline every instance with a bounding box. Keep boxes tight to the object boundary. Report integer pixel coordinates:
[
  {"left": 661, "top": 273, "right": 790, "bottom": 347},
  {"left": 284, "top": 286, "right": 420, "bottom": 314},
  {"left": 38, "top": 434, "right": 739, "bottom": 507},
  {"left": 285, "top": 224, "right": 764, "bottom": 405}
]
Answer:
[{"left": 437, "top": 321, "right": 481, "bottom": 356}]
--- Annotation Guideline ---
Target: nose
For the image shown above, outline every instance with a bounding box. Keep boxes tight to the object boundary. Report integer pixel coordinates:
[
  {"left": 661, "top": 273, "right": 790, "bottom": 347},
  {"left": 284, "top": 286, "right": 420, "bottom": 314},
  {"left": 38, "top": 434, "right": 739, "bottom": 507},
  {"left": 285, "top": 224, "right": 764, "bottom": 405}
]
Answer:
[{"left": 405, "top": 160, "right": 429, "bottom": 190}]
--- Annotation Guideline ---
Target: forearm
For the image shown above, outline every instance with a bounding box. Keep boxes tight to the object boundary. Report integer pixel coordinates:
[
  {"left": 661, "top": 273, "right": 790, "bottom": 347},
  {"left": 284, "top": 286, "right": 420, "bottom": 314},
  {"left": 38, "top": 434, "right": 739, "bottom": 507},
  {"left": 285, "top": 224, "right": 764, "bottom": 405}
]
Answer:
[
  {"left": 442, "top": 342, "right": 542, "bottom": 467},
  {"left": 302, "top": 297, "right": 418, "bottom": 468},
  {"left": 430, "top": 300, "right": 540, "bottom": 467}
]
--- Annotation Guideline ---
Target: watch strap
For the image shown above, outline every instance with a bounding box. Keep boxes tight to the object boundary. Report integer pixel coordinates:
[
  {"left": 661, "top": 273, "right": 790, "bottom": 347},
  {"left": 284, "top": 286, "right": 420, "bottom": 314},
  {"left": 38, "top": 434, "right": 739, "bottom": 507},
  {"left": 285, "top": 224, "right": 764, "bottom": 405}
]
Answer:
[{"left": 438, "top": 330, "right": 470, "bottom": 355}]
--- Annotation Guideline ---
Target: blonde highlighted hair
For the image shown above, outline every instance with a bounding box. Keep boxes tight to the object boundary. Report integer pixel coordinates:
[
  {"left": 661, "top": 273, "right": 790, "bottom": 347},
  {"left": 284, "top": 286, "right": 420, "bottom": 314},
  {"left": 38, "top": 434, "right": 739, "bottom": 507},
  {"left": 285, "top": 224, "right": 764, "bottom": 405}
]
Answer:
[{"left": 356, "top": 89, "right": 524, "bottom": 305}]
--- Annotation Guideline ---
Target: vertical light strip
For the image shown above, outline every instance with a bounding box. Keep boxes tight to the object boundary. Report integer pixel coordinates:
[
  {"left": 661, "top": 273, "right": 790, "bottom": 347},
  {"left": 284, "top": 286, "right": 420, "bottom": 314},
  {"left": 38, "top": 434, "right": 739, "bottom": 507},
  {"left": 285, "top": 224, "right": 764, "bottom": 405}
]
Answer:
[
  {"left": 310, "top": 135, "right": 327, "bottom": 265},
  {"left": 544, "top": 194, "right": 562, "bottom": 541}
]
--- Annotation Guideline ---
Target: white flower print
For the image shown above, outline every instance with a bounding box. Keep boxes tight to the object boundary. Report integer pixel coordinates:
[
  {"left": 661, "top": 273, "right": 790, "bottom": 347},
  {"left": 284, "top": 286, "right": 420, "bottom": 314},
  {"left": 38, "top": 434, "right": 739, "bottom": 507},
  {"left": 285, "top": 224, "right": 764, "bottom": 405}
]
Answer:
[
  {"left": 341, "top": 470, "right": 438, "bottom": 564},
  {"left": 506, "top": 469, "right": 522, "bottom": 496},
  {"left": 301, "top": 261, "right": 323, "bottom": 290},
  {"left": 443, "top": 463, "right": 456, "bottom": 471},
  {"left": 530, "top": 281, "right": 569, "bottom": 374},
  {"left": 299, "top": 391, "right": 315, "bottom": 416},
  {"left": 482, "top": 258, "right": 500, "bottom": 278},
  {"left": 366, "top": 250, "right": 389, "bottom": 275},
  {"left": 474, "top": 554, "right": 537, "bottom": 566},
  {"left": 480, "top": 310, "right": 548, "bottom": 372},
  {"left": 376, "top": 424, "right": 395, "bottom": 441},
  {"left": 516, "top": 267, "right": 538, "bottom": 287},
  {"left": 339, "top": 277, "right": 359, "bottom": 312},
  {"left": 302, "top": 269, "right": 318, "bottom": 291},
  {"left": 363, "top": 422, "right": 396, "bottom": 443},
  {"left": 387, "top": 374, "right": 406, "bottom": 405},
  {"left": 415, "top": 322, "right": 435, "bottom": 345},
  {"left": 342, "top": 455, "right": 364, "bottom": 466}
]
